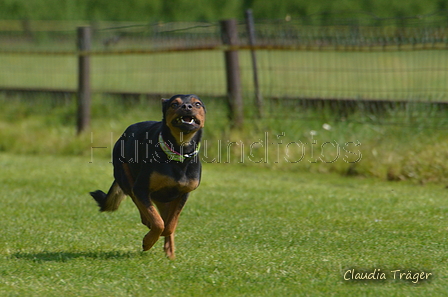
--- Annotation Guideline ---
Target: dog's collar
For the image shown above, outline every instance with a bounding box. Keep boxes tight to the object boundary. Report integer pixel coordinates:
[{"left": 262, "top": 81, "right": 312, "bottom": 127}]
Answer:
[{"left": 158, "top": 133, "right": 201, "bottom": 162}]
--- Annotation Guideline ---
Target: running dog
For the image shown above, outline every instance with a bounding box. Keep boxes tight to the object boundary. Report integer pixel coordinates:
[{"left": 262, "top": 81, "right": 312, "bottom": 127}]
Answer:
[{"left": 90, "top": 94, "right": 205, "bottom": 259}]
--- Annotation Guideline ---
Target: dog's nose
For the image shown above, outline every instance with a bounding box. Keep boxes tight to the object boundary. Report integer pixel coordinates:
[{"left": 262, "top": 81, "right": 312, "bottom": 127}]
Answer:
[{"left": 182, "top": 104, "right": 193, "bottom": 110}]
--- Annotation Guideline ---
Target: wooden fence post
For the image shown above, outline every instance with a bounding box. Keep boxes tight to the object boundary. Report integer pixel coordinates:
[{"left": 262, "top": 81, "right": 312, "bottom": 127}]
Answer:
[
  {"left": 220, "top": 19, "right": 244, "bottom": 128},
  {"left": 245, "top": 9, "right": 263, "bottom": 118},
  {"left": 77, "top": 26, "right": 91, "bottom": 134},
  {"left": 21, "top": 19, "right": 34, "bottom": 42}
]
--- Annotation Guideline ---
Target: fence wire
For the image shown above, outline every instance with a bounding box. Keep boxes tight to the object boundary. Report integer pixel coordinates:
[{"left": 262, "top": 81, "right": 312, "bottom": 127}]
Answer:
[{"left": 1, "top": 13, "right": 448, "bottom": 125}]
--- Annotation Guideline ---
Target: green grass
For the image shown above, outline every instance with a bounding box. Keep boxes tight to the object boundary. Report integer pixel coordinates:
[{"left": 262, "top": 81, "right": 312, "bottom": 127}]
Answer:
[
  {"left": 1, "top": 95, "right": 448, "bottom": 185},
  {"left": 0, "top": 153, "right": 447, "bottom": 296},
  {"left": 1, "top": 49, "right": 448, "bottom": 101}
]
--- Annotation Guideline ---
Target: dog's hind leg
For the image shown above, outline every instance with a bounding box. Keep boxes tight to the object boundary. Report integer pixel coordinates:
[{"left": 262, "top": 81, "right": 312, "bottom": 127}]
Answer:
[{"left": 90, "top": 180, "right": 126, "bottom": 212}]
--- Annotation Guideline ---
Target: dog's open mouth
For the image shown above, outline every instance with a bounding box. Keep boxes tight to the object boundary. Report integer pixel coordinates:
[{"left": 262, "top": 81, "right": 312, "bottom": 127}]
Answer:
[{"left": 175, "top": 116, "right": 199, "bottom": 125}]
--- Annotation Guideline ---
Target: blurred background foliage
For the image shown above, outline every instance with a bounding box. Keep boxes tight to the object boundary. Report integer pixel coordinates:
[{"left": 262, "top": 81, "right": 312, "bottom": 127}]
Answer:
[{"left": 0, "top": 0, "right": 447, "bottom": 22}]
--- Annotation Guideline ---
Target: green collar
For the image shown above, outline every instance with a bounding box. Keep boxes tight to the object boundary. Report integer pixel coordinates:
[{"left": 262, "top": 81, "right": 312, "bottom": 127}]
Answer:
[{"left": 158, "top": 133, "right": 201, "bottom": 162}]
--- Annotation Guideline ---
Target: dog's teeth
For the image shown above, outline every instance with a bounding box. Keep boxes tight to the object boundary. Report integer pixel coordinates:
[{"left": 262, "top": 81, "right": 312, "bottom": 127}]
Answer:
[{"left": 180, "top": 117, "right": 195, "bottom": 124}]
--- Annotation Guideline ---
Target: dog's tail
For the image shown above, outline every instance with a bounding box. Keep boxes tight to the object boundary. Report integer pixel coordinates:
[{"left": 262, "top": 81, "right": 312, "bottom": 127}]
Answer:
[{"left": 90, "top": 180, "right": 126, "bottom": 212}]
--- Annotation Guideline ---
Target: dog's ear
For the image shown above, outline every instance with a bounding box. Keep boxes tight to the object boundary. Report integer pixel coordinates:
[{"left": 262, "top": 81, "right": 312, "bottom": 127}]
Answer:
[
  {"left": 161, "top": 98, "right": 171, "bottom": 116},
  {"left": 161, "top": 97, "right": 170, "bottom": 106},
  {"left": 200, "top": 100, "right": 206, "bottom": 114}
]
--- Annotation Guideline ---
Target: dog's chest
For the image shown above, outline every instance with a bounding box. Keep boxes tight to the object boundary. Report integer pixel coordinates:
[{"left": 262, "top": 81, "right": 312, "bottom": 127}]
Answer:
[{"left": 148, "top": 170, "right": 199, "bottom": 202}]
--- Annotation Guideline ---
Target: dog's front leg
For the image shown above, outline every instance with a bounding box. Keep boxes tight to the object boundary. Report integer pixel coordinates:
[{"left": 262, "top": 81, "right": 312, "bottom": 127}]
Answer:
[
  {"left": 141, "top": 204, "right": 164, "bottom": 251},
  {"left": 132, "top": 186, "right": 165, "bottom": 252},
  {"left": 155, "top": 193, "right": 189, "bottom": 259}
]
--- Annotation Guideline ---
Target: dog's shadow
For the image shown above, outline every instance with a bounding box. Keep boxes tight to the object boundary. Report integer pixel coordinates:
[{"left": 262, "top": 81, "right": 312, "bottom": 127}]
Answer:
[{"left": 13, "top": 250, "right": 143, "bottom": 262}]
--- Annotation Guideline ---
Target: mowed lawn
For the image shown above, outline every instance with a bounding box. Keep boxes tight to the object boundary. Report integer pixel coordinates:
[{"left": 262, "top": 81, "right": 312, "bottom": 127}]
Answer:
[{"left": 0, "top": 153, "right": 447, "bottom": 296}]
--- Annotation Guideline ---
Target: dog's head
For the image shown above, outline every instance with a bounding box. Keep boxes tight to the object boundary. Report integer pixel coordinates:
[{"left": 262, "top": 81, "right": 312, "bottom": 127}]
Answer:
[{"left": 162, "top": 94, "right": 206, "bottom": 142}]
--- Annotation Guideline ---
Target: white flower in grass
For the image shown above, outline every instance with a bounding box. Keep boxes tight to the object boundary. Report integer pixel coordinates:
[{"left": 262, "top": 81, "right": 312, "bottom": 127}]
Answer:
[{"left": 322, "top": 123, "right": 332, "bottom": 131}]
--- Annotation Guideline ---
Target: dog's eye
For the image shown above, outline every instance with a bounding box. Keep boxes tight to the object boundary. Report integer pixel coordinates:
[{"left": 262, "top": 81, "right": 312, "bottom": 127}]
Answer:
[
  {"left": 171, "top": 103, "right": 179, "bottom": 108},
  {"left": 194, "top": 102, "right": 202, "bottom": 107}
]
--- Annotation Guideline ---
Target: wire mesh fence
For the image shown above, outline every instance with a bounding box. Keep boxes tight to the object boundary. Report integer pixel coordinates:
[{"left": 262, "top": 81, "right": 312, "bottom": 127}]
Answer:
[{"left": 1, "top": 12, "right": 448, "bottom": 121}]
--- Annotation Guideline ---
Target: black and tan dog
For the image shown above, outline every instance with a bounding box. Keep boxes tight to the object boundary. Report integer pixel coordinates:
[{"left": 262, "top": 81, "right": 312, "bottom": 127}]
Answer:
[{"left": 90, "top": 94, "right": 205, "bottom": 259}]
